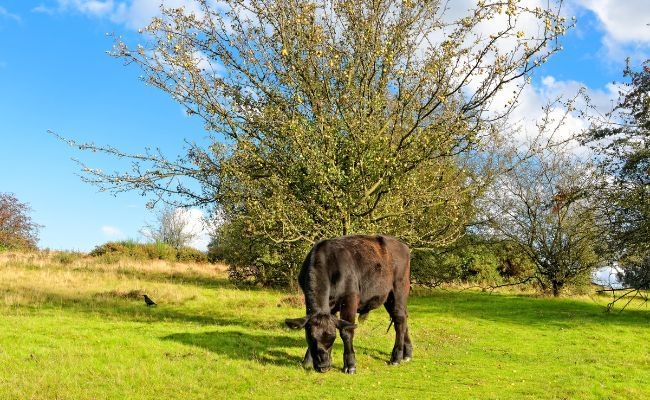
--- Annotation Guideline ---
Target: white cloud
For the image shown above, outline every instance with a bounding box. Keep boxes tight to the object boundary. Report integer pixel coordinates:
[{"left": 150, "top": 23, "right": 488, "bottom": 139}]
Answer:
[
  {"left": 32, "top": 5, "right": 56, "bottom": 15},
  {"left": 573, "top": 0, "right": 650, "bottom": 43},
  {"left": 48, "top": 0, "right": 115, "bottom": 17},
  {"left": 41, "top": 0, "right": 204, "bottom": 29},
  {"left": 497, "top": 73, "right": 621, "bottom": 155},
  {"left": 101, "top": 225, "right": 125, "bottom": 238},
  {"left": 569, "top": 0, "right": 650, "bottom": 64},
  {"left": 179, "top": 207, "right": 211, "bottom": 251},
  {"left": 0, "top": 6, "right": 21, "bottom": 22},
  {"left": 592, "top": 265, "right": 623, "bottom": 289}
]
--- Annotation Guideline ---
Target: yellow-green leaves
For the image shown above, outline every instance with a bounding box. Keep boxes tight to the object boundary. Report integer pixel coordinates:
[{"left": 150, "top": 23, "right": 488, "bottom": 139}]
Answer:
[{"left": 100, "top": 0, "right": 571, "bottom": 265}]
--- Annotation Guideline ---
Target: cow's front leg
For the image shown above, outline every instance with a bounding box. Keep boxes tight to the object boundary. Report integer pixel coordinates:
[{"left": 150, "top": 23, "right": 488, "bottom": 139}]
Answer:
[
  {"left": 339, "top": 324, "right": 356, "bottom": 373},
  {"left": 301, "top": 348, "right": 312, "bottom": 369},
  {"left": 338, "top": 298, "right": 359, "bottom": 374}
]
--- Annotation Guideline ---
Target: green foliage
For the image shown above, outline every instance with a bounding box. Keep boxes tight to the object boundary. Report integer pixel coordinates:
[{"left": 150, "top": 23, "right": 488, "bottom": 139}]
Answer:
[
  {"left": 588, "top": 60, "right": 650, "bottom": 290},
  {"left": 493, "top": 240, "right": 536, "bottom": 279},
  {"left": 63, "top": 0, "right": 571, "bottom": 286},
  {"left": 410, "top": 236, "right": 535, "bottom": 287},
  {"left": 618, "top": 252, "right": 650, "bottom": 290},
  {"left": 176, "top": 246, "right": 209, "bottom": 263},
  {"left": 90, "top": 240, "right": 208, "bottom": 263},
  {"left": 52, "top": 251, "right": 85, "bottom": 266},
  {"left": 208, "top": 219, "right": 306, "bottom": 288}
]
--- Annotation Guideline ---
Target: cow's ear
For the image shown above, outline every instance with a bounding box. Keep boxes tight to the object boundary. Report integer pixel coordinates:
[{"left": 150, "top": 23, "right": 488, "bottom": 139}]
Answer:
[
  {"left": 336, "top": 319, "right": 357, "bottom": 333},
  {"left": 285, "top": 317, "right": 308, "bottom": 329}
]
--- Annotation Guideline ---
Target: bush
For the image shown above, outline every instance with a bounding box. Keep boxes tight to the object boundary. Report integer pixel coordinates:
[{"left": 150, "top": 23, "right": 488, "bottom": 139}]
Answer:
[
  {"left": 89, "top": 240, "right": 207, "bottom": 263},
  {"left": 208, "top": 219, "right": 306, "bottom": 288},
  {"left": 177, "top": 246, "right": 208, "bottom": 263},
  {"left": 493, "top": 241, "right": 536, "bottom": 280},
  {"left": 410, "top": 248, "right": 463, "bottom": 287},
  {"left": 410, "top": 236, "right": 533, "bottom": 287},
  {"left": 53, "top": 251, "right": 84, "bottom": 265}
]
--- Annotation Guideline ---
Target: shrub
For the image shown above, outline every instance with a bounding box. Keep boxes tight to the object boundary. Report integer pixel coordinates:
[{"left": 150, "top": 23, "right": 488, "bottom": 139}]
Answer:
[
  {"left": 410, "top": 247, "right": 500, "bottom": 287},
  {"left": 53, "top": 251, "right": 84, "bottom": 266},
  {"left": 208, "top": 219, "right": 306, "bottom": 288},
  {"left": 410, "top": 248, "right": 463, "bottom": 287},
  {"left": 89, "top": 240, "right": 207, "bottom": 263},
  {"left": 410, "top": 236, "right": 531, "bottom": 287},
  {"left": 177, "top": 246, "right": 208, "bottom": 263}
]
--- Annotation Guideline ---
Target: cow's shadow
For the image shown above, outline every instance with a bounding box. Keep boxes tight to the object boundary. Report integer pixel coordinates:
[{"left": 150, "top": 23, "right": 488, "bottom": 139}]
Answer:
[{"left": 162, "top": 329, "right": 305, "bottom": 367}]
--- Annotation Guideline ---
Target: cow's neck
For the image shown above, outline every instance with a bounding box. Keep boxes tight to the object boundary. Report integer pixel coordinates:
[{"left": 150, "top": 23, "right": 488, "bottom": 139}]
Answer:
[{"left": 304, "top": 267, "right": 331, "bottom": 316}]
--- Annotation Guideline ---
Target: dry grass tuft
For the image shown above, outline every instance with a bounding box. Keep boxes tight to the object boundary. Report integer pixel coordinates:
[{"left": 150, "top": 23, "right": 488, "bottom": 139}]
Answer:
[
  {"left": 277, "top": 295, "right": 304, "bottom": 308},
  {"left": 94, "top": 289, "right": 144, "bottom": 300},
  {"left": 0, "top": 250, "right": 229, "bottom": 309}
]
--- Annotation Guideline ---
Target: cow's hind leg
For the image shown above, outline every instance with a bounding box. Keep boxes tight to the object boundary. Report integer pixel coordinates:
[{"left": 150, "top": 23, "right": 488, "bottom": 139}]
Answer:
[
  {"left": 403, "top": 326, "right": 412, "bottom": 362},
  {"left": 384, "top": 291, "right": 411, "bottom": 365}
]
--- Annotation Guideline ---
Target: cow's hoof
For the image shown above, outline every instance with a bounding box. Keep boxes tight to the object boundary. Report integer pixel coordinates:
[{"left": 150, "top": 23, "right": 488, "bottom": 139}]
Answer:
[
  {"left": 403, "top": 357, "right": 412, "bottom": 362},
  {"left": 343, "top": 367, "right": 356, "bottom": 374},
  {"left": 388, "top": 361, "right": 400, "bottom": 366}
]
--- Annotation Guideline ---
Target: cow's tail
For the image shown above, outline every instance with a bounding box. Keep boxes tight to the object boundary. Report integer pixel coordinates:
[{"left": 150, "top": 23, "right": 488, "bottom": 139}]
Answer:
[{"left": 386, "top": 318, "right": 394, "bottom": 333}]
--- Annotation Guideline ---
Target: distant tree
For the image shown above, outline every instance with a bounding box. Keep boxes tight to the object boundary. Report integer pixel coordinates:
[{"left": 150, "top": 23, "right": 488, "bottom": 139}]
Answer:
[
  {"left": 0, "top": 193, "right": 41, "bottom": 250},
  {"left": 140, "top": 206, "right": 200, "bottom": 249},
  {"left": 58, "top": 0, "right": 572, "bottom": 283},
  {"left": 480, "top": 145, "right": 605, "bottom": 296},
  {"left": 586, "top": 59, "right": 650, "bottom": 291}
]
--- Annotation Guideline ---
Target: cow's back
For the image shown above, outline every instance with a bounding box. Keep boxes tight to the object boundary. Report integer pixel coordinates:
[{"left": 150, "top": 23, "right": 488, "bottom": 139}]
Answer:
[{"left": 299, "top": 235, "right": 410, "bottom": 314}]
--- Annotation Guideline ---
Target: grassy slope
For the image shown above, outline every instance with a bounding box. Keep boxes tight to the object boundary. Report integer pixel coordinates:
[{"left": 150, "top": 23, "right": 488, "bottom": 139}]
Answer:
[{"left": 1, "top": 252, "right": 649, "bottom": 399}]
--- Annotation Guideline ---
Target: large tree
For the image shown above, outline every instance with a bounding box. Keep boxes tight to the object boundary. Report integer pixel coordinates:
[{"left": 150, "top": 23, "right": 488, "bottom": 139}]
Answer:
[
  {"left": 62, "top": 0, "right": 571, "bottom": 278},
  {"left": 587, "top": 60, "right": 650, "bottom": 290}
]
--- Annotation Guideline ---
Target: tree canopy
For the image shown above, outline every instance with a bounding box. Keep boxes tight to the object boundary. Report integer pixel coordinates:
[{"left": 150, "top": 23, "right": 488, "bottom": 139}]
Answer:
[
  {"left": 61, "top": 0, "right": 571, "bottom": 282},
  {"left": 587, "top": 60, "right": 650, "bottom": 290},
  {"left": 0, "top": 193, "right": 41, "bottom": 251},
  {"left": 480, "top": 144, "right": 604, "bottom": 296}
]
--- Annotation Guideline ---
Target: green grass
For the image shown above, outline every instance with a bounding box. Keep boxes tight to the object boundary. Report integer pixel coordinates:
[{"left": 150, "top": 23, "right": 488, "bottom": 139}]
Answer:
[{"left": 1, "top": 252, "right": 649, "bottom": 399}]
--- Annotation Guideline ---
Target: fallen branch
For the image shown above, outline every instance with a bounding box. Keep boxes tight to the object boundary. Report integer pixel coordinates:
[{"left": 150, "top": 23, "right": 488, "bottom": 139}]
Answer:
[{"left": 598, "top": 287, "right": 650, "bottom": 313}]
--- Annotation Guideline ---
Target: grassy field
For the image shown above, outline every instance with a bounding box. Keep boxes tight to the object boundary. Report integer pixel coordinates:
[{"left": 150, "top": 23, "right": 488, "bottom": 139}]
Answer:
[{"left": 1, "top": 251, "right": 649, "bottom": 399}]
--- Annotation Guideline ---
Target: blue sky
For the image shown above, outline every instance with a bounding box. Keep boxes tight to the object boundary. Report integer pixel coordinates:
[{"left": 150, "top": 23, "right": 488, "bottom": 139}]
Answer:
[{"left": 1, "top": 0, "right": 649, "bottom": 252}]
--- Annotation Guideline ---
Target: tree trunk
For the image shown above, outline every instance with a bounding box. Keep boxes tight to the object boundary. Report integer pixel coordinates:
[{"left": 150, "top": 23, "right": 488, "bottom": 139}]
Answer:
[{"left": 551, "top": 280, "right": 563, "bottom": 297}]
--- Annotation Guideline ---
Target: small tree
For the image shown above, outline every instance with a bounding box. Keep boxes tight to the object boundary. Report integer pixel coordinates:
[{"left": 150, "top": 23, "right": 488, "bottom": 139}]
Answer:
[
  {"left": 140, "top": 206, "right": 201, "bottom": 249},
  {"left": 480, "top": 146, "right": 605, "bottom": 296},
  {"left": 0, "top": 193, "right": 41, "bottom": 250}
]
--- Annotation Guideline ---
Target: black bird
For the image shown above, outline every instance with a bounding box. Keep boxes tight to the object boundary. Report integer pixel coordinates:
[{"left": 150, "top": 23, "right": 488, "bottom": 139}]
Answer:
[{"left": 143, "top": 294, "right": 157, "bottom": 307}]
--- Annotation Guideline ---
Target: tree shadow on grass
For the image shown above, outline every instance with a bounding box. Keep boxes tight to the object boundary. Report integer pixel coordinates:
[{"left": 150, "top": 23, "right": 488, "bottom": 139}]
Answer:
[
  {"left": 162, "top": 330, "right": 305, "bottom": 367},
  {"left": 1, "top": 286, "right": 279, "bottom": 329},
  {"left": 408, "top": 290, "right": 650, "bottom": 328}
]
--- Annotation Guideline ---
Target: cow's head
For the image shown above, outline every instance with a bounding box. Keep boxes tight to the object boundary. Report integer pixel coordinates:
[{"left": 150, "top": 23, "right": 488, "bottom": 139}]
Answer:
[{"left": 285, "top": 313, "right": 356, "bottom": 372}]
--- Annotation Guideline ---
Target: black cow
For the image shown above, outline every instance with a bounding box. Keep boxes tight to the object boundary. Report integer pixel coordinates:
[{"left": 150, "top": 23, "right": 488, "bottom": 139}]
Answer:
[{"left": 285, "top": 235, "right": 412, "bottom": 373}]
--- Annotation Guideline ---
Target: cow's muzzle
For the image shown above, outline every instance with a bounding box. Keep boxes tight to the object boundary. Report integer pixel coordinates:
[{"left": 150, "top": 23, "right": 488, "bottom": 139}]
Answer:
[{"left": 316, "top": 365, "right": 330, "bottom": 373}]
